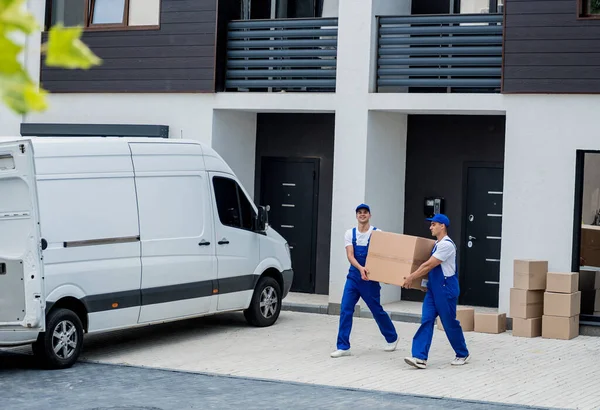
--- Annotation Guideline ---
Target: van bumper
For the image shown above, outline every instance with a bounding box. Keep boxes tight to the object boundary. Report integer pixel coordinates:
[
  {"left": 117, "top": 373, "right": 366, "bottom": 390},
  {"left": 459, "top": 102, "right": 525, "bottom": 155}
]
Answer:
[
  {"left": 0, "top": 329, "right": 39, "bottom": 347},
  {"left": 282, "top": 269, "right": 293, "bottom": 299}
]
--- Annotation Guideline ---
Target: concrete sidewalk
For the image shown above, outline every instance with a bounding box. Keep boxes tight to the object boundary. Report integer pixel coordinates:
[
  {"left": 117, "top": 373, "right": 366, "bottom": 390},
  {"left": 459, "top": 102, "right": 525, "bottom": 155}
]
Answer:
[{"left": 70, "top": 311, "right": 599, "bottom": 410}]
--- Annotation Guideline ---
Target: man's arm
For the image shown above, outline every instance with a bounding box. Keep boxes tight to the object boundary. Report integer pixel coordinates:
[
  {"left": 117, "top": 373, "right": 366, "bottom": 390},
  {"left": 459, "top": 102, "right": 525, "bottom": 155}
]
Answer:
[
  {"left": 403, "top": 255, "right": 442, "bottom": 287},
  {"left": 403, "top": 241, "right": 453, "bottom": 289},
  {"left": 346, "top": 245, "right": 368, "bottom": 280}
]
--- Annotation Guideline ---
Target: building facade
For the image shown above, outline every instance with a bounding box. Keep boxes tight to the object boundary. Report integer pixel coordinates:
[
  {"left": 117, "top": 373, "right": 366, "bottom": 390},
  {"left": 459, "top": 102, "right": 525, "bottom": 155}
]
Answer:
[{"left": 4, "top": 0, "right": 600, "bottom": 322}]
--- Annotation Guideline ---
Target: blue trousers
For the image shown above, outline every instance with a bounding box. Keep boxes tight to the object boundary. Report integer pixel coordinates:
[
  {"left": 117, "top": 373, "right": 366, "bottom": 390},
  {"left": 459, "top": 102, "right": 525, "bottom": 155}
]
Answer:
[
  {"left": 336, "top": 275, "right": 398, "bottom": 350},
  {"left": 411, "top": 274, "right": 469, "bottom": 360}
]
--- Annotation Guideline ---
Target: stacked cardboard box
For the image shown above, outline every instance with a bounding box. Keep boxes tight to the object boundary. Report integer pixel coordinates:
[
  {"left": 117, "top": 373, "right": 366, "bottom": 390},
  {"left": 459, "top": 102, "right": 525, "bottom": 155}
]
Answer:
[
  {"left": 510, "top": 260, "right": 547, "bottom": 337},
  {"left": 543, "top": 272, "right": 580, "bottom": 340}
]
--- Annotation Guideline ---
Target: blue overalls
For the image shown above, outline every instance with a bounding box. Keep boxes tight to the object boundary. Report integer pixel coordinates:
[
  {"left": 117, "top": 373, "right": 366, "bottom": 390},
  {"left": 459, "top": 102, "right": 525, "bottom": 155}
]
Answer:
[
  {"left": 411, "top": 237, "right": 469, "bottom": 360},
  {"left": 336, "top": 227, "right": 398, "bottom": 350}
]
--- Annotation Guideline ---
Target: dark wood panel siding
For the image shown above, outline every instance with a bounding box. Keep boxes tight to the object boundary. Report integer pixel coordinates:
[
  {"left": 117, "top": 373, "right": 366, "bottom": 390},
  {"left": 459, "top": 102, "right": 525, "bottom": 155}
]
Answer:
[
  {"left": 40, "top": 0, "right": 220, "bottom": 93},
  {"left": 503, "top": 0, "right": 600, "bottom": 93}
]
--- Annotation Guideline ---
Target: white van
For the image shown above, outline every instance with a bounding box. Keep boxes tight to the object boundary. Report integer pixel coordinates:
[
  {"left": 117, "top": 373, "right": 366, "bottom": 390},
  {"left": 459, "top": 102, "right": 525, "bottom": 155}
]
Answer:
[{"left": 0, "top": 136, "right": 293, "bottom": 369}]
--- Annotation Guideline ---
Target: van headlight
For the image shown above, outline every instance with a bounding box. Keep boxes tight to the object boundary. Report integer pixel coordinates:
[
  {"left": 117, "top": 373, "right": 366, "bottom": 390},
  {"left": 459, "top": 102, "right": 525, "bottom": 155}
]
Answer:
[{"left": 285, "top": 242, "right": 291, "bottom": 258}]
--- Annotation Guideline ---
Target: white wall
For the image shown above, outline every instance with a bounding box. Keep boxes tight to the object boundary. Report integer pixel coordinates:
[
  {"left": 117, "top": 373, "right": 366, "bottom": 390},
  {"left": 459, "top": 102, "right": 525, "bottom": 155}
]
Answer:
[
  {"left": 500, "top": 95, "right": 600, "bottom": 314},
  {"left": 365, "top": 111, "right": 408, "bottom": 304},
  {"left": 583, "top": 153, "right": 600, "bottom": 225},
  {"left": 25, "top": 94, "right": 215, "bottom": 142},
  {"left": 211, "top": 110, "right": 257, "bottom": 198}
]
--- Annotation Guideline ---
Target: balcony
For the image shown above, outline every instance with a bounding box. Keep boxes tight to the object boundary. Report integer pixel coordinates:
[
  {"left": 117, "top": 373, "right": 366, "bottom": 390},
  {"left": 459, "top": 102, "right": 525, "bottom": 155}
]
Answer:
[
  {"left": 376, "top": 13, "right": 504, "bottom": 93},
  {"left": 221, "top": 10, "right": 503, "bottom": 94},
  {"left": 224, "top": 18, "right": 338, "bottom": 92}
]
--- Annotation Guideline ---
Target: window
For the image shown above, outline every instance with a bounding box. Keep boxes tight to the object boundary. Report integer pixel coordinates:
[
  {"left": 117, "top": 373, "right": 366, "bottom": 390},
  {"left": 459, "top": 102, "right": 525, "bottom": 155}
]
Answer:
[
  {"left": 90, "top": 0, "right": 128, "bottom": 26},
  {"left": 580, "top": 0, "right": 600, "bottom": 17},
  {"left": 48, "top": 0, "right": 160, "bottom": 31},
  {"left": 213, "top": 177, "right": 256, "bottom": 231}
]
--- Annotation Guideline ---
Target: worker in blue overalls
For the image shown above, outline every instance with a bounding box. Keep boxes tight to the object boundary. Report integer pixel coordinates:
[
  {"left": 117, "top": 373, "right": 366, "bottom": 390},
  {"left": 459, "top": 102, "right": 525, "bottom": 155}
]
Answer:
[
  {"left": 330, "top": 204, "right": 398, "bottom": 358},
  {"left": 402, "top": 213, "right": 470, "bottom": 369}
]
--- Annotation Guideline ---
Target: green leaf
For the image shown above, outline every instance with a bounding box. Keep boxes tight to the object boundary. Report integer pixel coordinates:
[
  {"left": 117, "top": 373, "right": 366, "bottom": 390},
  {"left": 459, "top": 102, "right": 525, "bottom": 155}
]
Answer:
[
  {"left": 0, "top": 71, "right": 48, "bottom": 114},
  {"left": 0, "top": 0, "right": 38, "bottom": 34},
  {"left": 0, "top": 33, "right": 23, "bottom": 75},
  {"left": 44, "top": 24, "right": 102, "bottom": 69}
]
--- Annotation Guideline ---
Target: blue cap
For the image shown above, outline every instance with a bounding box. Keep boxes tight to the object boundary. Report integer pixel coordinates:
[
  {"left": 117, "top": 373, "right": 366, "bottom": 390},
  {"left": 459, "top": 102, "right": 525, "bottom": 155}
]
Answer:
[
  {"left": 355, "top": 203, "right": 370, "bottom": 213},
  {"left": 427, "top": 213, "right": 450, "bottom": 227}
]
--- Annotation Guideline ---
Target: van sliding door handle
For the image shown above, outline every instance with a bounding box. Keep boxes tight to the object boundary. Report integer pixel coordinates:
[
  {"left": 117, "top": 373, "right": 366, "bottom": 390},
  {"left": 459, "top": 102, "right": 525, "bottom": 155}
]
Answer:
[
  {"left": 198, "top": 240, "right": 211, "bottom": 246},
  {"left": 218, "top": 239, "right": 230, "bottom": 245}
]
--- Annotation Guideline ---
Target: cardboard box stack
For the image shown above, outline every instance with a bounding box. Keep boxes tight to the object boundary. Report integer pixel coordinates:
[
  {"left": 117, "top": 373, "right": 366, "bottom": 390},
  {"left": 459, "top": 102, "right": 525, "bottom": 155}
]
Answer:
[
  {"left": 510, "top": 260, "right": 547, "bottom": 338},
  {"left": 543, "top": 271, "right": 580, "bottom": 340},
  {"left": 365, "top": 231, "right": 434, "bottom": 291}
]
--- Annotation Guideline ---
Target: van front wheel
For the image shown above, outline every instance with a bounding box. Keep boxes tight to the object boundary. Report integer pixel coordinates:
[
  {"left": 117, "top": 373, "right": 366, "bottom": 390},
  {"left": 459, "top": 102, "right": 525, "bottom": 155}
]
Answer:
[
  {"left": 33, "top": 308, "right": 84, "bottom": 370},
  {"left": 244, "top": 276, "right": 282, "bottom": 327}
]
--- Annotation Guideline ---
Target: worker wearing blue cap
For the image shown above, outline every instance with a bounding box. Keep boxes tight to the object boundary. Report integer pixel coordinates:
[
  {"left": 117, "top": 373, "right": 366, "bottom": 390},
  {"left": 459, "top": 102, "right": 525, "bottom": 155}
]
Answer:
[
  {"left": 330, "top": 204, "right": 398, "bottom": 358},
  {"left": 403, "top": 213, "right": 470, "bottom": 369}
]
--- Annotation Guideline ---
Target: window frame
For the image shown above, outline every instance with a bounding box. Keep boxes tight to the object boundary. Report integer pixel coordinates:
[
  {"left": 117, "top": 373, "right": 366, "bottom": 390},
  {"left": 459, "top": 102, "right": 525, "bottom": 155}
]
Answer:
[
  {"left": 578, "top": 0, "right": 600, "bottom": 19},
  {"left": 212, "top": 176, "right": 257, "bottom": 233},
  {"left": 46, "top": 0, "right": 160, "bottom": 32},
  {"left": 88, "top": 0, "right": 130, "bottom": 30}
]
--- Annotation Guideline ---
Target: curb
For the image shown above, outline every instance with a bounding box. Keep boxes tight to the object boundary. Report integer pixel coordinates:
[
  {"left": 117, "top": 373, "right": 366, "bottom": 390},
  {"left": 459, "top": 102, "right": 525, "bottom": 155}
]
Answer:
[
  {"left": 281, "top": 302, "right": 421, "bottom": 324},
  {"left": 282, "top": 302, "right": 516, "bottom": 329}
]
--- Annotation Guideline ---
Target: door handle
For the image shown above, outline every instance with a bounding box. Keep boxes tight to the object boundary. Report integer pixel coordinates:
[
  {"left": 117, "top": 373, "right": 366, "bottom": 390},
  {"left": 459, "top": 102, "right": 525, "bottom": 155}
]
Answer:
[
  {"left": 198, "top": 240, "right": 211, "bottom": 246},
  {"left": 468, "top": 235, "right": 477, "bottom": 240},
  {"left": 218, "top": 239, "right": 230, "bottom": 245}
]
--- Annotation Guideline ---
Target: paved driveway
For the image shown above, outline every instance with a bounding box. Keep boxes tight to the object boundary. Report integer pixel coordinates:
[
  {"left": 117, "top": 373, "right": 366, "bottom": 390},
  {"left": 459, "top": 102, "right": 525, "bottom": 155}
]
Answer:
[
  {"left": 3, "top": 310, "right": 596, "bottom": 409},
  {"left": 1, "top": 353, "right": 551, "bottom": 410}
]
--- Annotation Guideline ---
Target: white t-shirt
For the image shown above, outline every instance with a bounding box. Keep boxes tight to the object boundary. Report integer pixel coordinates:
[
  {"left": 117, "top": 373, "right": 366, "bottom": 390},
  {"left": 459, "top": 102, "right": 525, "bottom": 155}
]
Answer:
[
  {"left": 432, "top": 236, "right": 456, "bottom": 277},
  {"left": 344, "top": 226, "right": 382, "bottom": 248}
]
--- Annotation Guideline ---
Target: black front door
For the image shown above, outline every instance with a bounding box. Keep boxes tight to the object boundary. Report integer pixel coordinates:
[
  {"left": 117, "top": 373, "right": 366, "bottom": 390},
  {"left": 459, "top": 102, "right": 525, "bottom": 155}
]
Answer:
[
  {"left": 260, "top": 157, "right": 319, "bottom": 293},
  {"left": 461, "top": 165, "right": 504, "bottom": 307}
]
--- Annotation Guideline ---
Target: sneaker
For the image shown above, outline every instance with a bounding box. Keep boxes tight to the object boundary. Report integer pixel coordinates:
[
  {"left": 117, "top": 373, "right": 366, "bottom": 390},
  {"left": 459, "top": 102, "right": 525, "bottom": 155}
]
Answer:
[
  {"left": 384, "top": 338, "right": 398, "bottom": 352},
  {"left": 404, "top": 356, "right": 427, "bottom": 369},
  {"left": 330, "top": 349, "right": 351, "bottom": 358},
  {"left": 451, "top": 355, "right": 471, "bottom": 366}
]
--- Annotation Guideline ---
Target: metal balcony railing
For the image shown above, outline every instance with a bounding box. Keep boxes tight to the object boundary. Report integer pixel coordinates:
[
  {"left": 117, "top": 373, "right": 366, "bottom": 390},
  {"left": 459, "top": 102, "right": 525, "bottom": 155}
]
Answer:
[
  {"left": 225, "top": 18, "right": 338, "bottom": 92},
  {"left": 376, "top": 14, "right": 503, "bottom": 93}
]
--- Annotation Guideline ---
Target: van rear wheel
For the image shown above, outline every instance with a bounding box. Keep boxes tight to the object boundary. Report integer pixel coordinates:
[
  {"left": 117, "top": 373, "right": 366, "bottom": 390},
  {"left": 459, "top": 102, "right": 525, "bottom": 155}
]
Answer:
[
  {"left": 33, "top": 308, "right": 84, "bottom": 370},
  {"left": 244, "top": 277, "right": 282, "bottom": 327}
]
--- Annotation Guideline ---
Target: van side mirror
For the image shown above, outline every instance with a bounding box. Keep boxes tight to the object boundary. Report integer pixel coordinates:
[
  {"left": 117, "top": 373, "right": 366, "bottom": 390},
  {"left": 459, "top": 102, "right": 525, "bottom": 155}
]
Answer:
[{"left": 256, "top": 205, "right": 269, "bottom": 232}]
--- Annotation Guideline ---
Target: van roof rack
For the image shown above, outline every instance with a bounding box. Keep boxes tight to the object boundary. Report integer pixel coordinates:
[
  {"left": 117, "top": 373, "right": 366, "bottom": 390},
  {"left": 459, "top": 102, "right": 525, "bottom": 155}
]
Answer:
[{"left": 20, "top": 123, "right": 169, "bottom": 138}]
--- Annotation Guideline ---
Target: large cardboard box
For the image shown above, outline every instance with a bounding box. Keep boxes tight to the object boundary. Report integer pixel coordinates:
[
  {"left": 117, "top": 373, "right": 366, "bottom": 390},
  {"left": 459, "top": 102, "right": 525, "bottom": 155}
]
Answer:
[
  {"left": 546, "top": 272, "right": 578, "bottom": 294},
  {"left": 437, "top": 307, "right": 475, "bottom": 332},
  {"left": 512, "top": 317, "right": 542, "bottom": 338},
  {"left": 509, "top": 288, "right": 544, "bottom": 319},
  {"left": 513, "top": 260, "right": 548, "bottom": 290},
  {"left": 543, "top": 291, "right": 581, "bottom": 317},
  {"left": 542, "top": 315, "right": 579, "bottom": 340},
  {"left": 365, "top": 231, "right": 434, "bottom": 291},
  {"left": 578, "top": 269, "right": 600, "bottom": 291},
  {"left": 474, "top": 312, "right": 506, "bottom": 334},
  {"left": 581, "top": 225, "right": 600, "bottom": 268}
]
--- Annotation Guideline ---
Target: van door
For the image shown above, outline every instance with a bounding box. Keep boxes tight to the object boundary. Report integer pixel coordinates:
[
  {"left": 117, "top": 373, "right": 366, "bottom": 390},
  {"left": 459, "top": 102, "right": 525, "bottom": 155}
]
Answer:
[
  {"left": 0, "top": 140, "right": 45, "bottom": 330},
  {"left": 209, "top": 172, "right": 260, "bottom": 311},
  {"left": 130, "top": 143, "right": 217, "bottom": 323}
]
